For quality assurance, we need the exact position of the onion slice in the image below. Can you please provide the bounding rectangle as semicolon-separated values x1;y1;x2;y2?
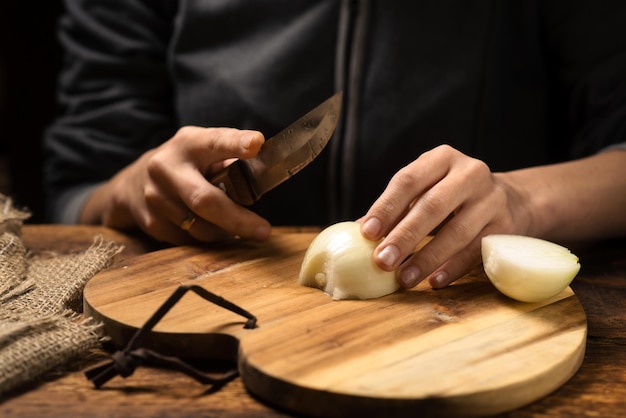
481;234;581;303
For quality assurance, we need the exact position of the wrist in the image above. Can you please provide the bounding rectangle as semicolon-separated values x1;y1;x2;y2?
493;169;550;239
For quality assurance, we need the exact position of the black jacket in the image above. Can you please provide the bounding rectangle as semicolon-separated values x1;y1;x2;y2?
43;0;626;226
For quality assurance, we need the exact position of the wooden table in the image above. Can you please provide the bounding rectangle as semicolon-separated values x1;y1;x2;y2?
1;224;625;417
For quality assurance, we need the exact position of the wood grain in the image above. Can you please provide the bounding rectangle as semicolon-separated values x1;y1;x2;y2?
84;233;587;418
3;226;626;418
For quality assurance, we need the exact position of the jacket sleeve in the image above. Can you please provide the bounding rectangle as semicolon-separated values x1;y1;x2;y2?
542;0;626;158
43;0;178;223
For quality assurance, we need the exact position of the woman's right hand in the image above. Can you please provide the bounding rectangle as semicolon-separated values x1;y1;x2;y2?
80;126;273;245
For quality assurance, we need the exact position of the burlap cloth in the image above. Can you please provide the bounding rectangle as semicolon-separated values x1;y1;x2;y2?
0;194;123;396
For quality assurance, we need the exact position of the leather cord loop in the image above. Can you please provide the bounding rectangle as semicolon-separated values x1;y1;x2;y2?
85;284;257;389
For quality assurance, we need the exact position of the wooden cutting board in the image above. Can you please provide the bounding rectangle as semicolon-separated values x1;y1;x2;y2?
83;233;587;418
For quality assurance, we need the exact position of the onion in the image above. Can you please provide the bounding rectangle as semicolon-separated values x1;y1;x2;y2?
298;221;399;300
481;234;581;303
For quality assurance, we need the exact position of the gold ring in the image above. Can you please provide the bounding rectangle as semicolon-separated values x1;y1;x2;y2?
180;212;196;231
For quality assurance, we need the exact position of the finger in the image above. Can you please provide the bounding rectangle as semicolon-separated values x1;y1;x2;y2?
102;170;190;244
395;190;497;288
173;126;265;172
372;149;495;276
427;237;484;289
134;200;198;246
371;172;472;273
146;128;271;241
185;182;272;242
147;127;264;184
361;145;460;242
144;188;233;243
146;169;271;242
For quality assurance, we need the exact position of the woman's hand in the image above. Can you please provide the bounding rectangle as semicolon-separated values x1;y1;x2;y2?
359;145;533;290
80;126;272;245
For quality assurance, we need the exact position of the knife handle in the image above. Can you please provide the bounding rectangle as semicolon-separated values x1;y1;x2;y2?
209;161;256;206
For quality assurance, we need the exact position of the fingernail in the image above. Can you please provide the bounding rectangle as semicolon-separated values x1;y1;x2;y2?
377;244;400;268
361;217;382;239
243;134;256;150
400;265;421;288
254;224;271;240
430;271;449;288
243;132;262;150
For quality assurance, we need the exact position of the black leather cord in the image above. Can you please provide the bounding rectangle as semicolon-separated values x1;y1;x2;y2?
85;284;257;389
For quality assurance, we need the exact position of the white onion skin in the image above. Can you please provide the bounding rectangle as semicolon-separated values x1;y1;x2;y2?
481;234;581;303
298;221;399;300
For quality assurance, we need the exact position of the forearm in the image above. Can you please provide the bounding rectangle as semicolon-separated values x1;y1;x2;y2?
498;149;626;243
80;183;113;226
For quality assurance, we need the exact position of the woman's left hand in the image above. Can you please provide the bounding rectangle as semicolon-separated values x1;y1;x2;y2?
359;144;532;289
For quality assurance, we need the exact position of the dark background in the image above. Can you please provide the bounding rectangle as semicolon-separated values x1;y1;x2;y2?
0;1;64;222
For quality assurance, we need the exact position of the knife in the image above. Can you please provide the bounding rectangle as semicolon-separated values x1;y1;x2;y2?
209;91;342;205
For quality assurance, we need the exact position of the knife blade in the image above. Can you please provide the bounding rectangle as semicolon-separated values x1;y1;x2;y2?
209;91;342;205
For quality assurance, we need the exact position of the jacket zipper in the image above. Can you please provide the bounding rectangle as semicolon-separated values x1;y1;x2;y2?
329;0;371;221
